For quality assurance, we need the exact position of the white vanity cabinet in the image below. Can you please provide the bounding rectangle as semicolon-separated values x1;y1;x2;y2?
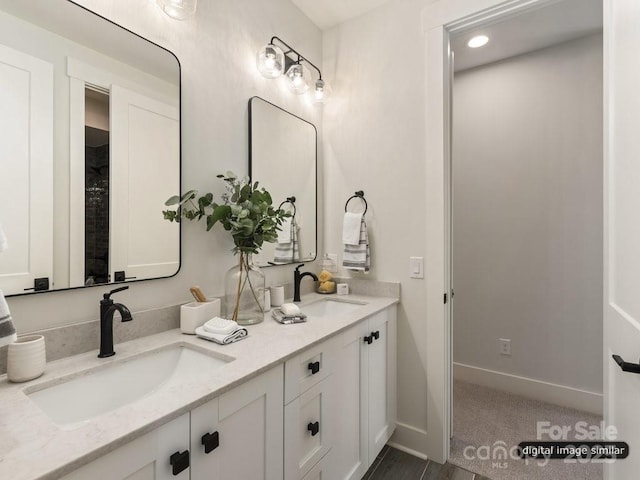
284;339;337;480
190;365;284;479
62;366;283;480
328;306;397;480
61;413;191;480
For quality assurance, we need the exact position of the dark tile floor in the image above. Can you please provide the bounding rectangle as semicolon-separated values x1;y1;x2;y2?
363;445;491;480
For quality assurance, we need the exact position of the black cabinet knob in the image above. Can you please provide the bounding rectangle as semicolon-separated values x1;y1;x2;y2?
169;450;190;476
613;354;640;374
307;421;320;436
201;431;220;454
364;335;373;345
308;361;320;375
372;331;380;340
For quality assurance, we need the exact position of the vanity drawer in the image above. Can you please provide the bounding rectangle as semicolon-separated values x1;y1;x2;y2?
301;450;331;480
284;378;334;480
284;337;336;404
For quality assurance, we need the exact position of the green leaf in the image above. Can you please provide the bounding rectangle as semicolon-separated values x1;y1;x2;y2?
165;195;181;206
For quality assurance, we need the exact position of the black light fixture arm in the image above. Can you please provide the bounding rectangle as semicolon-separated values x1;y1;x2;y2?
270;36;323;80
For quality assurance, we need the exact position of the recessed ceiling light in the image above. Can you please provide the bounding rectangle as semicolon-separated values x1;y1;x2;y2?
467;35;489;48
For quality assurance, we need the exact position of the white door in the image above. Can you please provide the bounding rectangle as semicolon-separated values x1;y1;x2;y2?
110;85;179;282
604;0;640;477
0;44;53;295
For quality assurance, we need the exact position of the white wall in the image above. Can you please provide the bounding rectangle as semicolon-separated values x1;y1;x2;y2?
323;0;432;456
452;35;603;395
6;0;323;331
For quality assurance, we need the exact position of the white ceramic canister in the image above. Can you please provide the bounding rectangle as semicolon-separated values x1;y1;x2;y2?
7;335;46;382
270;285;285;307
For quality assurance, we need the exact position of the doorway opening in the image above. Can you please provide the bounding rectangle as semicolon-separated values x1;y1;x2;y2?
448;1;603;478
84;86;110;286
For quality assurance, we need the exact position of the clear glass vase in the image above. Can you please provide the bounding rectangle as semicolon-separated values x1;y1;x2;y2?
224;252;265;325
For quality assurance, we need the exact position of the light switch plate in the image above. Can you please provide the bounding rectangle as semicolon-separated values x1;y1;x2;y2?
409;257;424;278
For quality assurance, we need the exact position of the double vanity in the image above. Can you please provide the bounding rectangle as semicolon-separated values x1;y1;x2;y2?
0;293;397;480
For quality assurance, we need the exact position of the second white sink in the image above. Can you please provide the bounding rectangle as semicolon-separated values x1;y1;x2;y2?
301;299;367;317
26;344;232;429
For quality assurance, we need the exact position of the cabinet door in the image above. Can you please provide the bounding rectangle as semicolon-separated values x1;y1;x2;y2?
366;309;397;460
190;397;220;479
216;365;284;480
62;413;190;480
326;322;369;480
284;378;333;480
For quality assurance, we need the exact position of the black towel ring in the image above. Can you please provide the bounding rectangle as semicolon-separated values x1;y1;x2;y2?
344;190;368;214
278;196;296;217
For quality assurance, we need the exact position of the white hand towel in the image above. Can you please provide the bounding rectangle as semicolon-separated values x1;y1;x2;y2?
274;218;299;264
0;289;17;348
342;213;363;245
195;326;248;345
342;217;370;273
277;217;293;244
0;223;8;252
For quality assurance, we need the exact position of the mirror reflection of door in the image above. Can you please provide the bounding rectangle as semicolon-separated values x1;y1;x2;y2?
84;88;110;286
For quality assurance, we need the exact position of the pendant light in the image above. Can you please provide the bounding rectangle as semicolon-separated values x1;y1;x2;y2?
256;43;285;79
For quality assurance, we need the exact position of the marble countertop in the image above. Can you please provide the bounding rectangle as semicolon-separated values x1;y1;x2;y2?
0;293;398;480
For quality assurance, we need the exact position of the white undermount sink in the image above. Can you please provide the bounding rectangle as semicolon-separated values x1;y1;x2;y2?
25;344;232;429
301;298;367;317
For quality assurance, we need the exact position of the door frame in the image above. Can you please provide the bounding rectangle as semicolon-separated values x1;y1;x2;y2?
423;0;576;464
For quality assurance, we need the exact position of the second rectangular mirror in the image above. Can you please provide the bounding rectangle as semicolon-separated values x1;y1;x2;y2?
248;97;317;267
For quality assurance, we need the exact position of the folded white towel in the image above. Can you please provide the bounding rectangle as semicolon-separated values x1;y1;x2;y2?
342;217;370;273
203;317;239;335
195;325;248;345
0;289;17;348
342;213;363;245
280;303;301;316
0;223;8;252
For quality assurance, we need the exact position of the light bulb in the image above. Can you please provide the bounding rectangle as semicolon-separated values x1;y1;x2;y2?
314;79;326;103
257;43;285;79
286;63;310;94
156;0;197;20
467;35;489;48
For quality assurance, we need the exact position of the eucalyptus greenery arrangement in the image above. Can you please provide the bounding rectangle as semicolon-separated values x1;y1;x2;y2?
163;172;289;322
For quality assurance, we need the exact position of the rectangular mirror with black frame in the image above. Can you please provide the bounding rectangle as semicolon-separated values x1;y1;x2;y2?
0;0;181;296
248;97;317;267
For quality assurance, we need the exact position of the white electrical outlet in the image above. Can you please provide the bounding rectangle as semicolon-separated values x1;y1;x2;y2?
409;257;424;278
499;338;511;356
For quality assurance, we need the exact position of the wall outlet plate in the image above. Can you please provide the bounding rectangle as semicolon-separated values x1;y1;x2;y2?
499;338;511;356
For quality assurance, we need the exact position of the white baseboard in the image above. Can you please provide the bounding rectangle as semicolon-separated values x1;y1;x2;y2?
388;421;428;459
453;362;603;415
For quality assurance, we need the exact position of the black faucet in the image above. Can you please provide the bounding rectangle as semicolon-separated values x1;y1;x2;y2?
294;264;318;303
98;286;133;358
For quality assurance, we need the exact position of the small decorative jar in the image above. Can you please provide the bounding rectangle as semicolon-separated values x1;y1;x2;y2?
7;335;46;382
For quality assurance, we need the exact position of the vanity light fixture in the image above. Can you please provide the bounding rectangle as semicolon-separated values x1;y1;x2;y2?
467;34;489;48
257;36;328;103
156;0;197;20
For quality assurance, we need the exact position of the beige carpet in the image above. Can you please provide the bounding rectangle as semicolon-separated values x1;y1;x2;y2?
450;380;603;480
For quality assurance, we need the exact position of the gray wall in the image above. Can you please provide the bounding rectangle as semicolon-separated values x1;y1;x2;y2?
452;34;603;394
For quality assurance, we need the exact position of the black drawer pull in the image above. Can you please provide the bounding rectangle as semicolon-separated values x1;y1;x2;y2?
372;330;380;340
170;450;190;475
364;335;373;345
307;421;320;436
308;361;320;375
201;431;220;454
613;354;640;374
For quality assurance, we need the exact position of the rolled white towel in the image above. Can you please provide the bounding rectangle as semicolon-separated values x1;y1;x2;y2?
203;317;239;335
